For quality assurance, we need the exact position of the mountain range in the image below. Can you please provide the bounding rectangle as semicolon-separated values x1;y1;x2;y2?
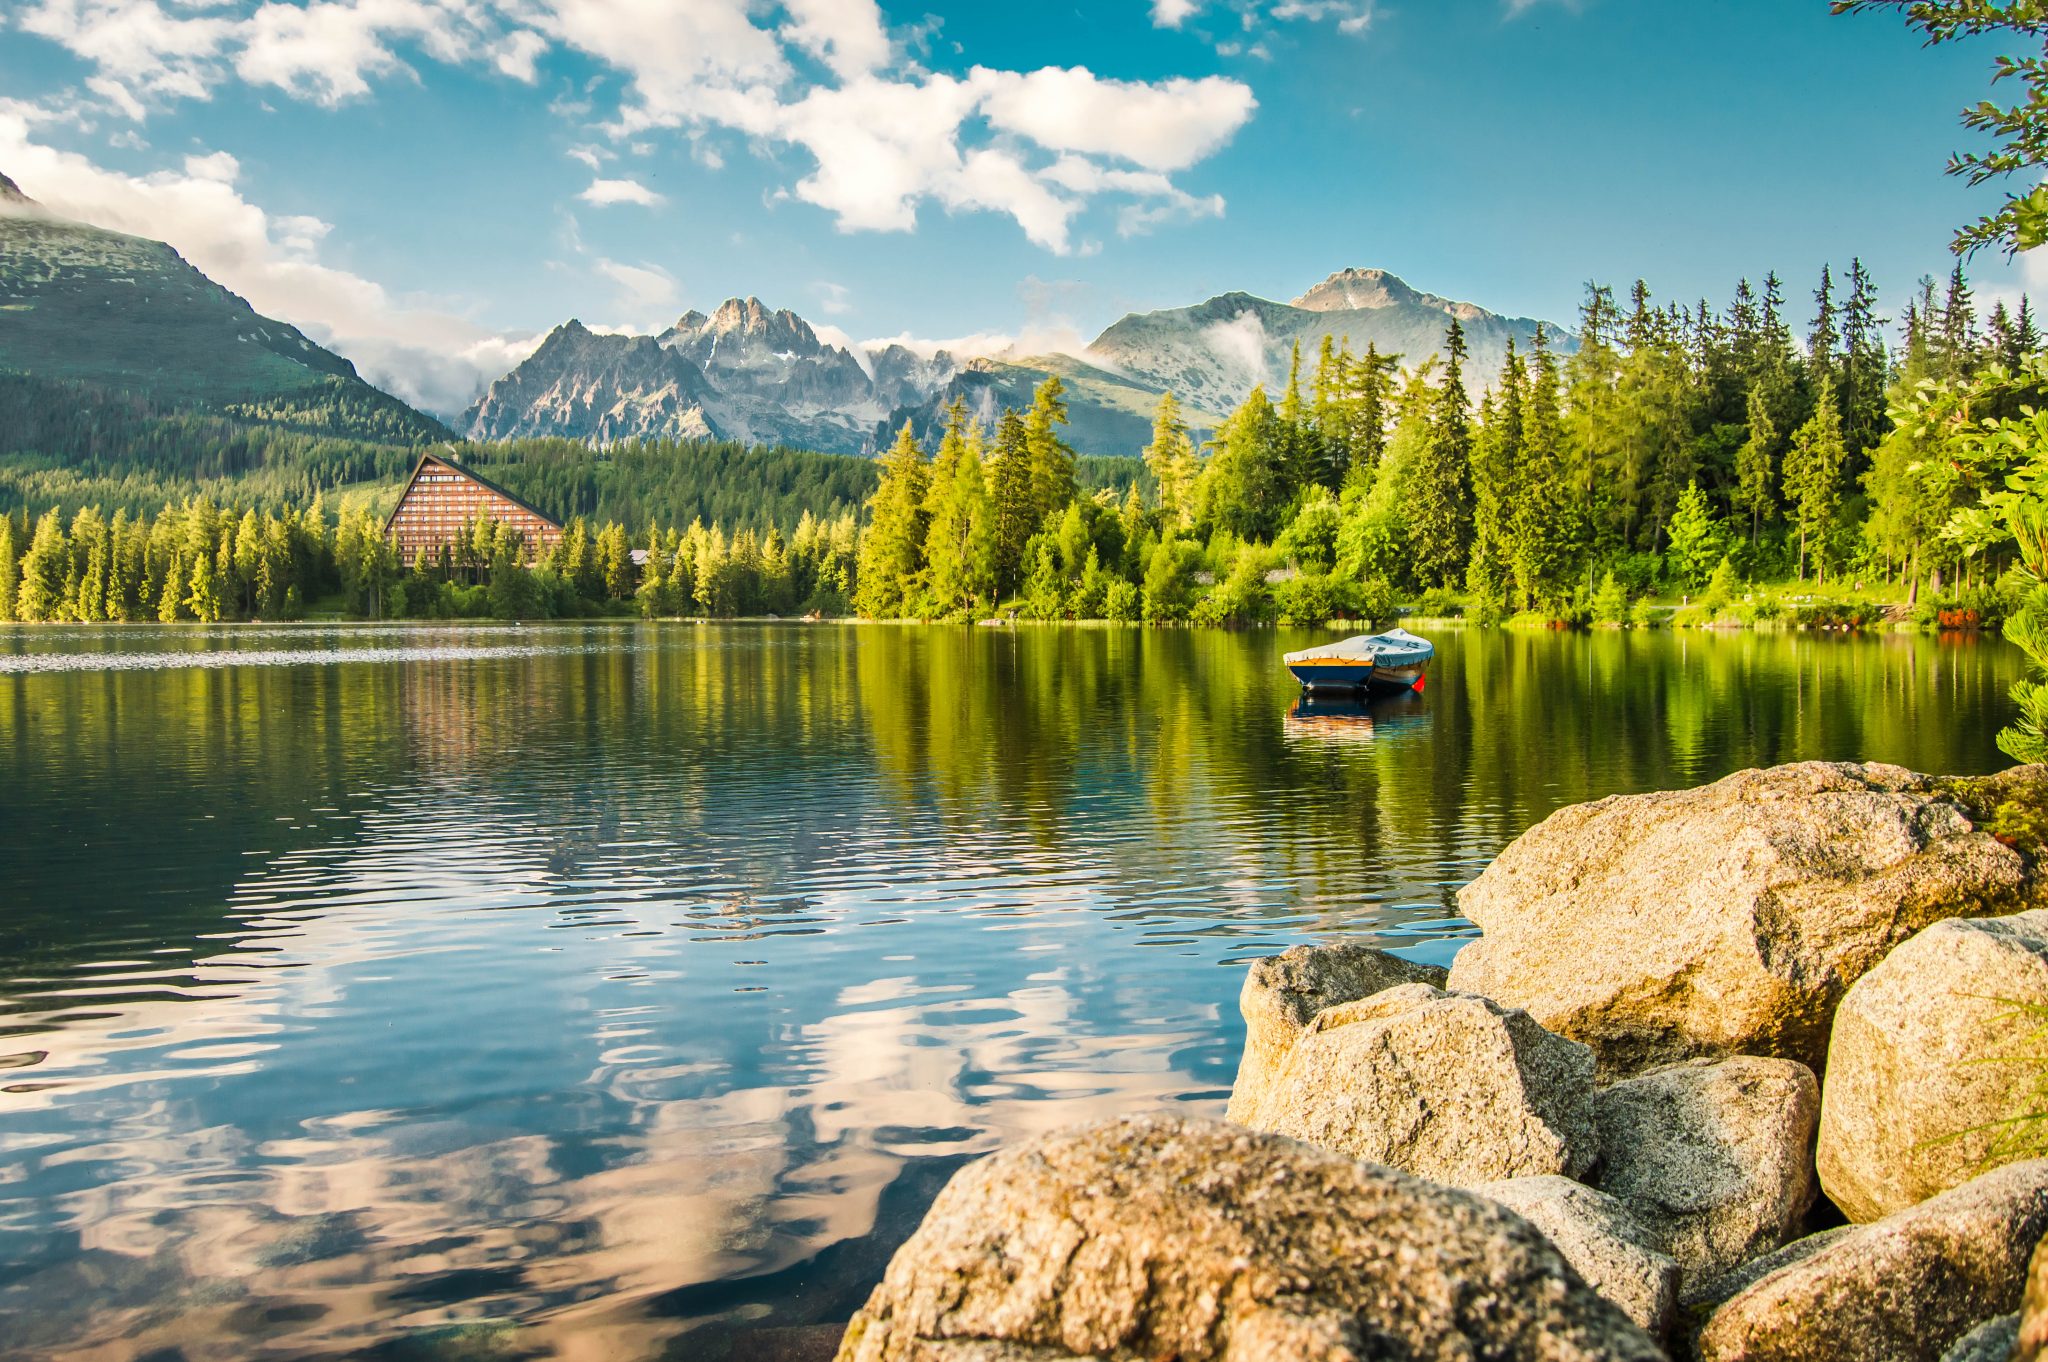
461;268;1570;458
0;171;1572;464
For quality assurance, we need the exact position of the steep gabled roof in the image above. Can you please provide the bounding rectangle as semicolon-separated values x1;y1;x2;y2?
382;447;565;538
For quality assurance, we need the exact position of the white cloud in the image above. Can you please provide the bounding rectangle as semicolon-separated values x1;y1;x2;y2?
1151;0;1200;27
16;1;1258;251
578;176;663;206
20;0;235;106
0;107;529;416
593;256;678;313
1271;0;1377;34
1203;309;1272;387
815;281;852;315
780;0;891;81
976;67;1256;172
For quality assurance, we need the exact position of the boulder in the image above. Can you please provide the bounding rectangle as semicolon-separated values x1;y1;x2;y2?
1591;1056;1820;1282
1681;1225;1858;1313
1942;1315;2019;1362
836;1115;1666;1362
1226;943;1446;1124
2020;1228;2048;1362
1695;1158;2048;1362
1818;909;2048;1221
1476;1175;1681;1338
1238;982;1600;1186
1446;762;2043;1077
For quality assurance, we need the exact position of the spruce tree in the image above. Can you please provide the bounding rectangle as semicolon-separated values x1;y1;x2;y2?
0;512;18;622
1203;386;1288;541
1143;391;1197;529
1735;384;1778;544
1941;263;1977;377
1665;481;1725;588
1409;319;1474;587
1466;342;1524;610
854;422;932;618
990;408;1034;596
1024;376;1076;525
1808;264;1840;388
1841;258;1888;464
1783;373;1848;581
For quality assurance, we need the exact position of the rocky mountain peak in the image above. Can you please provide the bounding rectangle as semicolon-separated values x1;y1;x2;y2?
1291;268;1426;313
666;297;823;359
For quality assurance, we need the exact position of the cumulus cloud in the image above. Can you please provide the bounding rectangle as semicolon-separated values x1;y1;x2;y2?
1152;0;1201;26
0;105;531;416
578;175;663;206
15;0;1258;256
780;0;891;81
976;67;1256;173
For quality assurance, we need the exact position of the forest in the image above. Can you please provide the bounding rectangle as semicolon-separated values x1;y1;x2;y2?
1;256;2043;631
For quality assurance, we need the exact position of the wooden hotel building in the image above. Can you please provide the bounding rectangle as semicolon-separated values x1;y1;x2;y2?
383;451;564;565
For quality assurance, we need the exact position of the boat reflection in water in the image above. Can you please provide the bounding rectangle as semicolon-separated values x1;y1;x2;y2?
1282;690;1432;746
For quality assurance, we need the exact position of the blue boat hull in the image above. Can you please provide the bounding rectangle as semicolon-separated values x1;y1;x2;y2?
1287;661;1426;695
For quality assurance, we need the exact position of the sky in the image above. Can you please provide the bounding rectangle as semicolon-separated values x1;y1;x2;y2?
1;0;2043;417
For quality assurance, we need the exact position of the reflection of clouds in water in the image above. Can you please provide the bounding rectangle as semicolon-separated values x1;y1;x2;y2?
0;792;1217;1362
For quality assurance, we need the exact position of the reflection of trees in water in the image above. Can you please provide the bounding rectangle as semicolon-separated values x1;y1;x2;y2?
0;623;2026;1362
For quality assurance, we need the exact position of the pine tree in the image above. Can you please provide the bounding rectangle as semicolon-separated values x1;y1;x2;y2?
1512;324;1581;610
1783;373;1848;582
1941;263;1977;377
1665;481;1725;588
990;408;1034;597
1024;376;1076;526
0;513;20;622
854;422;932;618
1841;258;1888;464
637;526;668;617
1143;391;1197;529
1808;264;1839;388
1310;334;1350;482
15;510;65;621
1466;342;1524;610
1201;386;1288;541
1735;383;1778;544
1277;339;1319;492
1409;319;1474;587
597;522;633;599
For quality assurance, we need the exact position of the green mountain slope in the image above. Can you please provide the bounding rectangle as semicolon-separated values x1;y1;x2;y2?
0;172;446;445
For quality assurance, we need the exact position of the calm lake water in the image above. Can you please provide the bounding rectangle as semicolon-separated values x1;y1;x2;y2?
0;622;2023;1361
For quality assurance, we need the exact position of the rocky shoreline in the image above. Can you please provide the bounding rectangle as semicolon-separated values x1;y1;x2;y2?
830;761;2048;1361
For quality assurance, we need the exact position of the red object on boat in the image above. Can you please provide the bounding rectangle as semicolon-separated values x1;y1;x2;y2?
1412;673;1426;692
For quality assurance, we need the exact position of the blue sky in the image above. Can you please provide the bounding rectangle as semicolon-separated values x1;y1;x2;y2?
0;0;2039;414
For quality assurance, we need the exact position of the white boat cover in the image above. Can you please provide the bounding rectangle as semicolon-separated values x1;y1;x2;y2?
1283;627;1435;668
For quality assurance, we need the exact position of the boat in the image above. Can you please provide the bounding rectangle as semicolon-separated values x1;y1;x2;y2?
1283;627;1434;695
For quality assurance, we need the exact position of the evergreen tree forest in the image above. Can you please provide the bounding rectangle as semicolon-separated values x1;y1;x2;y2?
839;260;2043;627
5;258;2042;629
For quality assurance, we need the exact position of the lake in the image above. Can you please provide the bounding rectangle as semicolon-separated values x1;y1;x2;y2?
0;622;2022;1361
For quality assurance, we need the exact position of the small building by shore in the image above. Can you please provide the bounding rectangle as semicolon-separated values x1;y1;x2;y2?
383;450;564;565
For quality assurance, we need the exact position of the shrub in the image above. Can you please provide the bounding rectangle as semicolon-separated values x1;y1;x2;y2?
1355;577;1398;624
1103;576;1140;622
1414;586;1465;618
1591;571;1631;626
1275;571;1357;626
